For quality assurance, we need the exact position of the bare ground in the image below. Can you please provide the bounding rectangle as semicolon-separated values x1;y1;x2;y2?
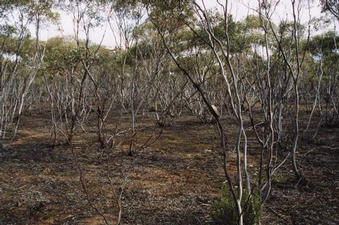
0;109;338;225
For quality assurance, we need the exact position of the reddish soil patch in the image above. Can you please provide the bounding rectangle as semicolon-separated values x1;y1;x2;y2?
0;110;338;224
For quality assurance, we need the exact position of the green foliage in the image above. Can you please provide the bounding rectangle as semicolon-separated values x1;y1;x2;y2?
0;0;59;23
211;185;262;225
308;31;339;55
306;31;339;84
0;24;16;36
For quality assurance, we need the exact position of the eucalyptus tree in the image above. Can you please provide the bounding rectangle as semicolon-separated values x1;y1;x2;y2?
321;0;339;20
0;0;58;144
120;1;252;224
43;0;115;147
245;1;298;203
43;36;92;146
107;2;165;158
264;0;312;180
123;22;188;126
146;0;323;224
114;1;261;224
305;31;339;134
189;4;255;224
110;1;161;132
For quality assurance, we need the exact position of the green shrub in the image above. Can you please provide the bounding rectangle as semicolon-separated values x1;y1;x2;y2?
211;185;262;225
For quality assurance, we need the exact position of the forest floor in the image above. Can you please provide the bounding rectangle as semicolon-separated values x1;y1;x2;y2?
0;108;338;225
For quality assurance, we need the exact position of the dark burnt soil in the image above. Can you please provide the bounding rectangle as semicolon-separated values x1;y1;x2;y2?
263;125;339;225
0;109;338;225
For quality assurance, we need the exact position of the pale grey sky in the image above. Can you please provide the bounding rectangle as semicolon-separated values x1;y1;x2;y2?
36;0;334;48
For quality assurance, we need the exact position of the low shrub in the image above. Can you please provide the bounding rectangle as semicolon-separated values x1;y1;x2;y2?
211;185;262;225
